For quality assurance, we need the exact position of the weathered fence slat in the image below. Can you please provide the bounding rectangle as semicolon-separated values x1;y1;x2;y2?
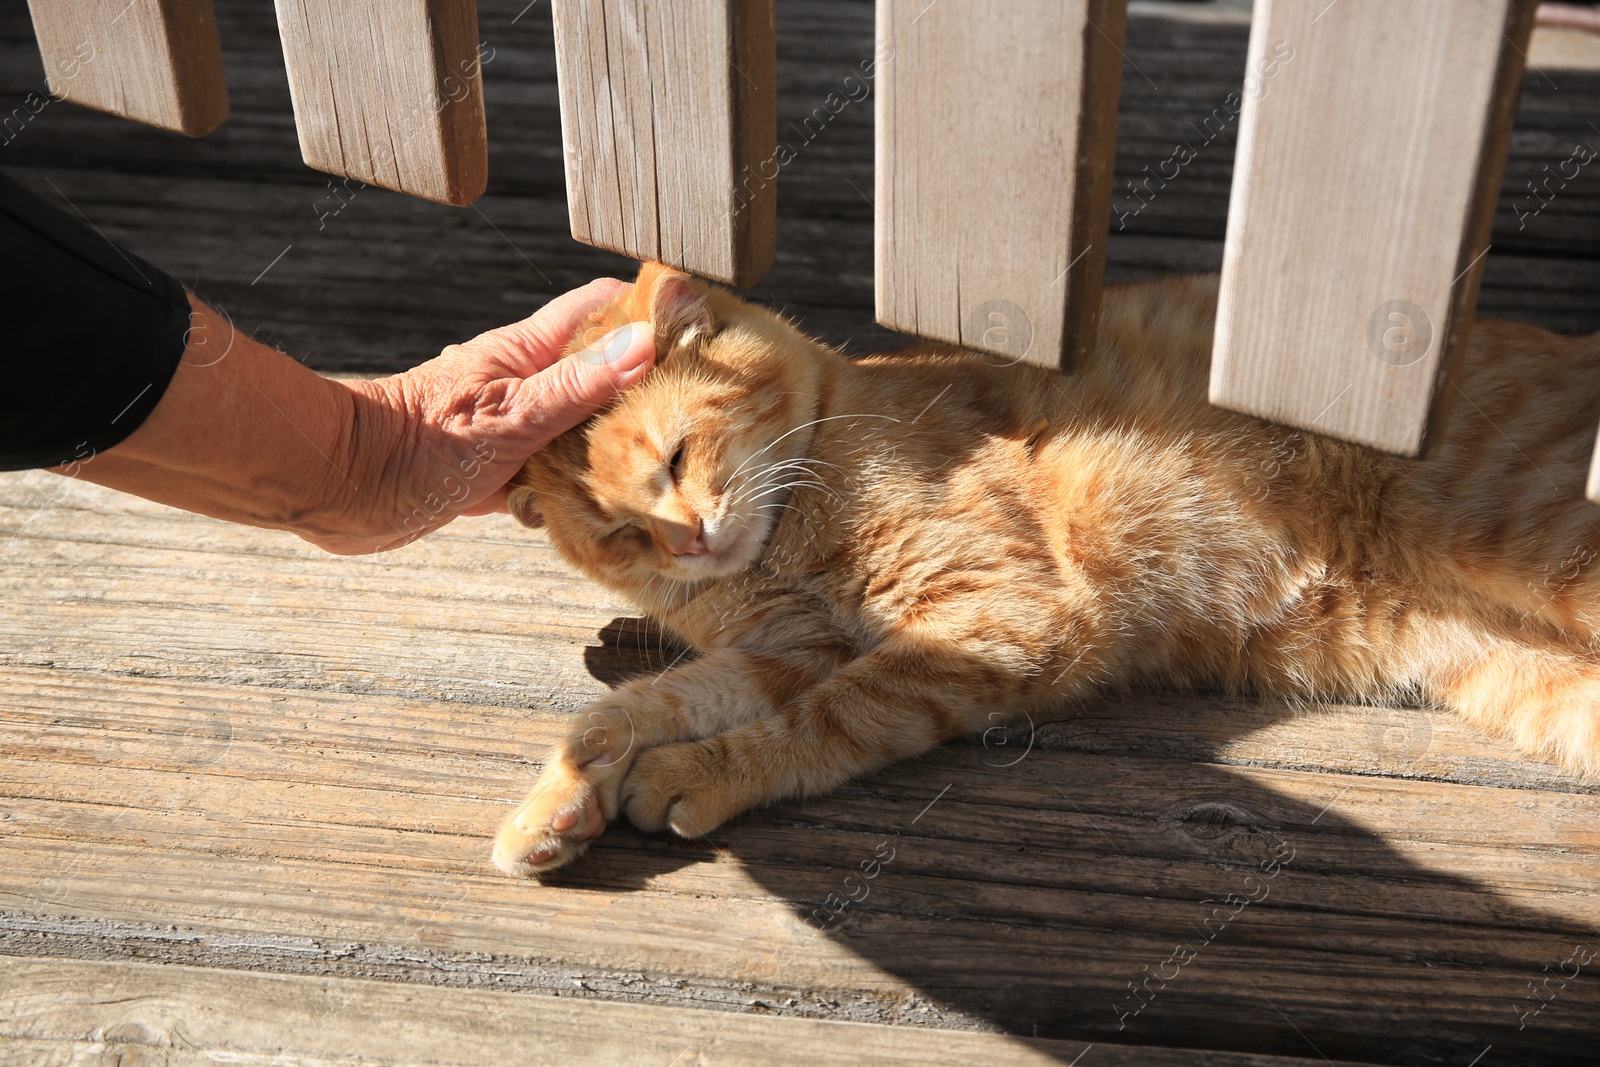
24;0;229;137
272;0;487;207
874;0;1124;371
550;0;776;287
1209;0;1538;457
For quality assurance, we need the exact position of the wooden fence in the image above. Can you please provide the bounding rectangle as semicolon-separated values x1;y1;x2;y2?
28;0;1595;495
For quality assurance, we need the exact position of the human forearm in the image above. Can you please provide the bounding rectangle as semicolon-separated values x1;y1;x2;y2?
59;294;361;541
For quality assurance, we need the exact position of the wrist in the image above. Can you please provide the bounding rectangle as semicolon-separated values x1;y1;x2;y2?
315;374;417;548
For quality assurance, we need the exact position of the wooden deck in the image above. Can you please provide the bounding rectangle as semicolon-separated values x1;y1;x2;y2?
5;469;1598;1066
3;2;1600;1064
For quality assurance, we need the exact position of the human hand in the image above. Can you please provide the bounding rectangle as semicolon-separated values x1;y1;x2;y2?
323;278;655;553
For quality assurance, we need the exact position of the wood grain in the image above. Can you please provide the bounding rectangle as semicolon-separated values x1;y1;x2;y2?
875;0;1124;370
23;0;227;137
550;0;776;287
0;958;1385;1067
272;0;487;206
3;469;1600;1061
3;664;1598;1058
1210;0;1540;457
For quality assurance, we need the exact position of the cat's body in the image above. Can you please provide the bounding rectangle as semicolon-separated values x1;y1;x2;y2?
492;265;1600;877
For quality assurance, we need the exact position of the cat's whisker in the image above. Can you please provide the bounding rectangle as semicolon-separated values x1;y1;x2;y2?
734;457;846;500
723;455;847;512
735;475;838;509
732;467;835;505
723;413;899;484
726;472;790;510
739;483;832;508
751;456;841;476
750;477;831;497
780;455;844;472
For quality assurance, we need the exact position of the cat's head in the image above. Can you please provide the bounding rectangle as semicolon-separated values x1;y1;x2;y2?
510;262;830;592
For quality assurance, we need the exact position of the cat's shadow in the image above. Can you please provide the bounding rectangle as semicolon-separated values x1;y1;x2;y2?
564;616;1599;1065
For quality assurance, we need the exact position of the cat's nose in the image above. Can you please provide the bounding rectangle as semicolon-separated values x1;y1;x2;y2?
666;518;710;556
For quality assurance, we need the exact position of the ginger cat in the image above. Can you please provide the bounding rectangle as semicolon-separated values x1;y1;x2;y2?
492;262;1600;877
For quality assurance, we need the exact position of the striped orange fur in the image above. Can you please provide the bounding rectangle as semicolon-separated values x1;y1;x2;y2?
492;262;1600;877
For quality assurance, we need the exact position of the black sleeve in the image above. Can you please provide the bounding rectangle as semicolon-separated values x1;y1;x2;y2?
0;170;191;471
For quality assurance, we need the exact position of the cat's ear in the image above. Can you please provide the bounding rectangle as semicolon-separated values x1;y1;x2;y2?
633;261;716;343
560;264;714;360
507;485;544;529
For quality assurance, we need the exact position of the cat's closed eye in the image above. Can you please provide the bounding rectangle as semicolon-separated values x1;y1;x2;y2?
603;517;644;542
668;441;689;482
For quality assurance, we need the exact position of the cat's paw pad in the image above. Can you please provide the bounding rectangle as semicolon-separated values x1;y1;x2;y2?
491;767;607;878
620;743;741;839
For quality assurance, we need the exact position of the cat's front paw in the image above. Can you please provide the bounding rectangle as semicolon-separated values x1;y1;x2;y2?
620;742;744;838
491;763;607;877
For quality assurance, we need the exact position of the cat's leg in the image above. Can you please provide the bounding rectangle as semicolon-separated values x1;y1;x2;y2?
1426;622;1600;778
619;636;1086;838
1244;592;1600;778
492;644;848;876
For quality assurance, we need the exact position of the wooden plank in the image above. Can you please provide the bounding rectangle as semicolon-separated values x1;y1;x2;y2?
550;0;776;287
1210;0;1539;457
23;0;227;136
272;0;487;206
875;0;1124;370
0;468;628;708
1;665;1597;1059
1041;690;1599;795
3;668;1597;912
0;958;1375;1067
1530;23;1600;70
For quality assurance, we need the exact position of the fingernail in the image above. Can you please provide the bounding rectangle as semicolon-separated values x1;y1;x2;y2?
578;320;652;369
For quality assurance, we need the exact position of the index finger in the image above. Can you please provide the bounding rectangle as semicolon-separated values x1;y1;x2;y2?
486;277;635;376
